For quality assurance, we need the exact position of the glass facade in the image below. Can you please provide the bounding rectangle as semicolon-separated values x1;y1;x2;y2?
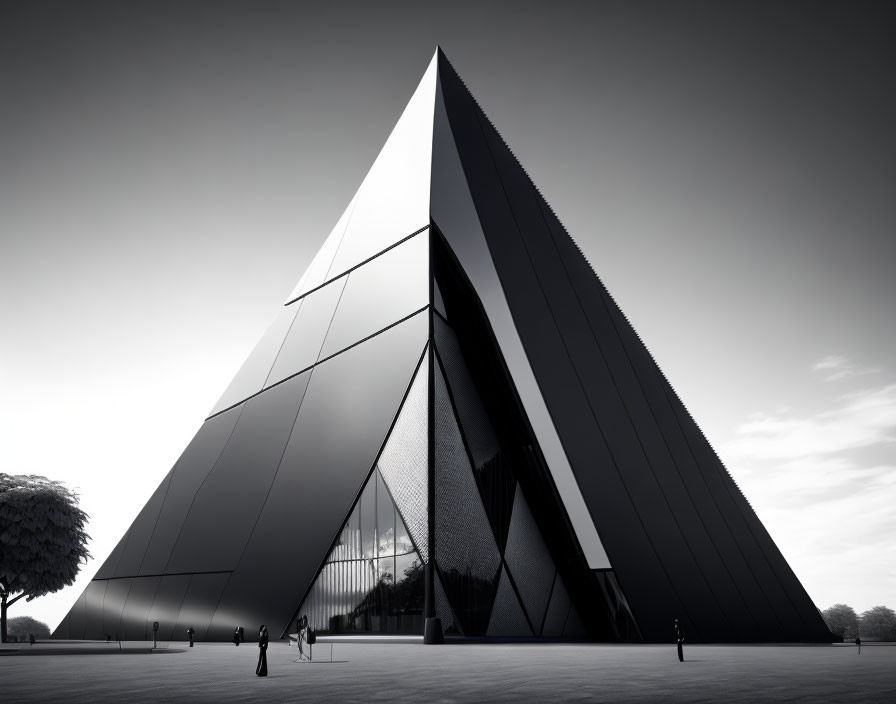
300;467;424;634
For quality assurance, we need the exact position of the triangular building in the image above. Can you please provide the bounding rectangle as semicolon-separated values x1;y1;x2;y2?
54;49;831;643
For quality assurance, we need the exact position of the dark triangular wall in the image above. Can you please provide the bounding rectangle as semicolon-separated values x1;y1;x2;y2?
431;49;830;642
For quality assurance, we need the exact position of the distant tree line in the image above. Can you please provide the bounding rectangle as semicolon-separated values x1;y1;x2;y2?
822;604;896;641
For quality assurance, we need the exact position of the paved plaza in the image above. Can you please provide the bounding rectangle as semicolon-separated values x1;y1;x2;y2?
2;641;894;703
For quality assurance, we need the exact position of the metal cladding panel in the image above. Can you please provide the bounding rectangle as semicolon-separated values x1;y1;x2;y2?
82;580;108;640
113;475;172;577
286;189;360;303
319;231;429;359
435;51;829;642
93;528;130;580
473;104;733;642
324;56;436;282
433;316;499;469
139;407;242;575
166;373;311;574
266;277;347;387
60;589;87;640
102;578;131;639
173;573;231;642
146;574;193;641
209;303;300;416
541;207;775;641
210;312;428;639
436;54;695;640
536;163;829;641
542;575;571;638
504;485;556;632
486;566;532;637
119;576;161;640
378;350;429;558
430;75;610;573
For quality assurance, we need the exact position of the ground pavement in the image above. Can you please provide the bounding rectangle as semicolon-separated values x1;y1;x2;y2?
2;640;894;703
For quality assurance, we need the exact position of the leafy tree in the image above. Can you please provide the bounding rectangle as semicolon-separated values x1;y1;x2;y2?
7;615;51;640
821;603;858;640
0;474;91;643
859;606;896;641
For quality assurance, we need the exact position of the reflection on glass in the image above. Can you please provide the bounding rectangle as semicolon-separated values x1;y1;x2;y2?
299;468;424;634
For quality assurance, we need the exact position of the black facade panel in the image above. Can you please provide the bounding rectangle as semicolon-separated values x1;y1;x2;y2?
166;373;311;574
542;575;571;638
173;572;231;642
487;566;532;637
436;58;688;641
93;528;130;580
146;574;193;641
101;578;131;640
477;111;736;641
119;576;161;640
139;408;242;575
83;580;108;640
542;209;775;641
113;476;172;577
504;485;555;632
65;590;88;640
212;313;429;639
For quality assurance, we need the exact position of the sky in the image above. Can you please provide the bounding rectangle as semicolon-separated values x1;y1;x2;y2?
1;0;894;631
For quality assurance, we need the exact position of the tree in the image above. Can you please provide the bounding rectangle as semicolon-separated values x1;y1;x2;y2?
0;474;91;643
859;606;896;641
821;603;858;641
7;615;51;640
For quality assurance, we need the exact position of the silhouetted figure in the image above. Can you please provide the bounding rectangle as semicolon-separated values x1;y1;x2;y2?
234;627;241;646
856;636;861;654
674;618;684;662
296;615;310;662
256;625;269;677
29;634;35;645
152;621;159;649
187;627;195;647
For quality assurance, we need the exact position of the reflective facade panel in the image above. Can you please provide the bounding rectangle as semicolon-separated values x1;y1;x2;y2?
101;578;131;639
286;189;360;303
113;476;172;577
119;576;161;640
319;231;428;359
173;572;231;641
435;362;501;635
266;276;347;387
209;303;300;415
167;372;311;574
146;574;192;641
324;56;436;280
83;580;108;640
139;406;242;576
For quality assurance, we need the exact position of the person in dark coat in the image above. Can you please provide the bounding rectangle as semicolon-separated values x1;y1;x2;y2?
856;635;862;654
256;625;269;677
186;627;195;648
233;627;241;646
674;618;684;662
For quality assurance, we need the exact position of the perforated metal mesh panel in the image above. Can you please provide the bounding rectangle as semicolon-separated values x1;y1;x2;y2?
378;351;429;557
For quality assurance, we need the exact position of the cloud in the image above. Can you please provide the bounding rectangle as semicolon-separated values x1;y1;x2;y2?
720;365;896;612
811;355;881;382
725;384;896;460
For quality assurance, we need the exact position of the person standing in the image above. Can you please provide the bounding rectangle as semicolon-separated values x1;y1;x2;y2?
256;625;269;677
855;635;862;654
186;627;195;648
233;627;241;647
674;618;684;662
